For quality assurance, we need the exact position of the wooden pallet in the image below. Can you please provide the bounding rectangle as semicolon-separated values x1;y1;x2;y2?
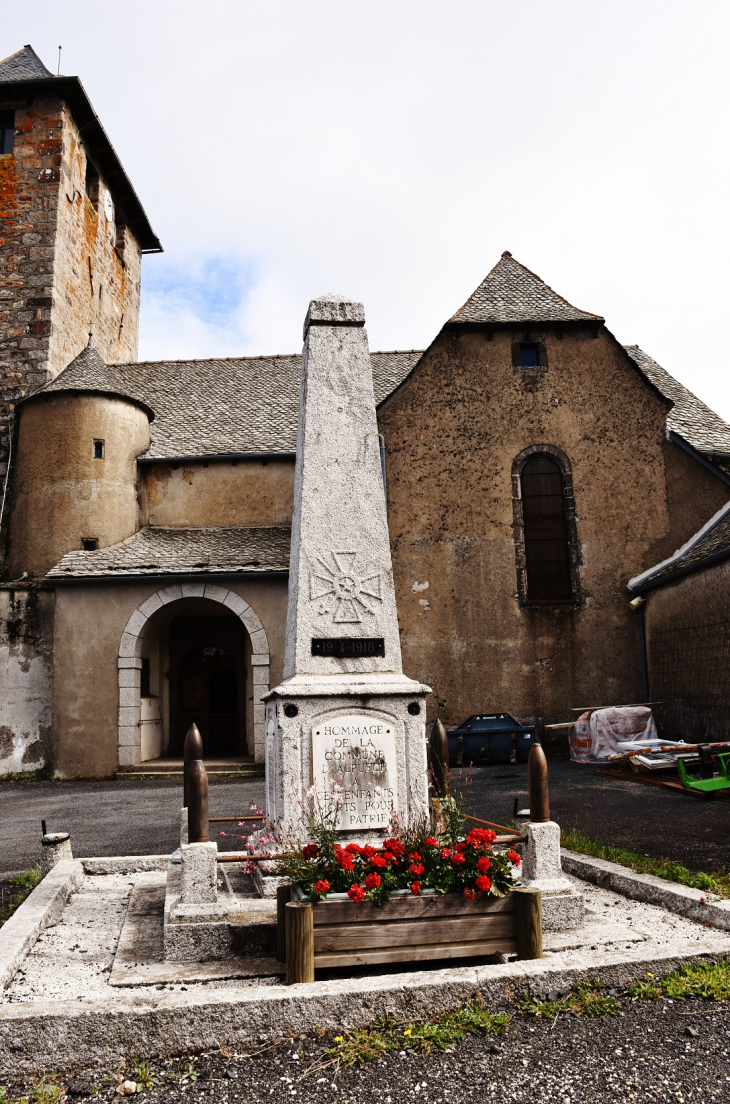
597;768;730;801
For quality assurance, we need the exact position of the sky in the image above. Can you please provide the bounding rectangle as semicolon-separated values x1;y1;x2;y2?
5;1;730;417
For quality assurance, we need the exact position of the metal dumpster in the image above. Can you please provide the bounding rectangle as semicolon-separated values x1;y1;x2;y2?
448;713;537;766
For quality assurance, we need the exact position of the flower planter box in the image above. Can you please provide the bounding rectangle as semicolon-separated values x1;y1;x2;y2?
280;885;541;983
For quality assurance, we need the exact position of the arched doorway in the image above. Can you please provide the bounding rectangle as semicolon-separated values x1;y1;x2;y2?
117;583;271;768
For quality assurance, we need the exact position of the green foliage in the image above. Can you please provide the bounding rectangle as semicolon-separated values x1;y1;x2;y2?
662;960;730;1001
132;1061;156;1089
625;978;662;1000
1;867;41;927
19;1076;61;1104
325;1003;511;1068
180;1064;198;1083
519;980;621;1019
561;828;730;899
0;1086;9;1104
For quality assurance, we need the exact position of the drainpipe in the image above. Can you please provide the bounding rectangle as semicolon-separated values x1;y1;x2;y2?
378;434;387;500
630;595;649;702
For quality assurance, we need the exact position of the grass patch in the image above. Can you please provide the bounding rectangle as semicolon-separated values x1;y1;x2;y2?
561;827;730;899
519;979;621;1019
0;868;40;927
325;1003;511;1068
628;960;730;1002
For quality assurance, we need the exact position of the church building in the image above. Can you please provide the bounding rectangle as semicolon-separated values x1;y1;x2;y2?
2;46;729;778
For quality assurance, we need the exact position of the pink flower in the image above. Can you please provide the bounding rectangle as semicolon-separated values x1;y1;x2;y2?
218;831;226;837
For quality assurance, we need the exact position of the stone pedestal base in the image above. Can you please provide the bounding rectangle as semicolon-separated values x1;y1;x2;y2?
264;674;430;841
180;842;217;904
179;807;188;847
521;821;585;931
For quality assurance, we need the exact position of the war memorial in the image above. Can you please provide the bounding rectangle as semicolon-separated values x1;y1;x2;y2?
0;296;729;1071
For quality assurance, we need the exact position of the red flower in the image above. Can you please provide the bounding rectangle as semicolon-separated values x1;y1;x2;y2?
410;881;422;895
424;837;438;847
451;851;466;866
313;879;330;894
383;839;405;857
347;884;366;902
363;845;376;858
467;827;497;846
475;875;492;892
345;843;362;855
463;887;476;900
335;849;355;871
453;843;467;853
440;848;451;859
408;863;425;876
507;850;521;866
408;853;422;863
302;844;319;860
370;854;387;869
364;872;381;889
476;856;491;874
383;851;396;863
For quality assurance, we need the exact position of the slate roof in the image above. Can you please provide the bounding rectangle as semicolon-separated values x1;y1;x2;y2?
47;525;291;579
0;45;54;82
624;346;730;456
628;502;730;593
38;348;423;459
449;252;604;325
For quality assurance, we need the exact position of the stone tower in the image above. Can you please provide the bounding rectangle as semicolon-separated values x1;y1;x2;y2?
0;45;161;492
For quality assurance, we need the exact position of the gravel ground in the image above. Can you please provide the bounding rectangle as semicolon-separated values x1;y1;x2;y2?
1;995;728;1102
2;756;729;876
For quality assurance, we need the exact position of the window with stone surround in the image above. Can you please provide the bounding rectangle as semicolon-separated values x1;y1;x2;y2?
93;439;105;459
512;445;581;605
81;537;99;551
0;112;14;155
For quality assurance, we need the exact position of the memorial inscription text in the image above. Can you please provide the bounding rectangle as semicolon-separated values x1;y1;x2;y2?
311;713;398;831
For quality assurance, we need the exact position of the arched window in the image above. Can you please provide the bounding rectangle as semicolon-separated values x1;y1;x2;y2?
512;447;579;604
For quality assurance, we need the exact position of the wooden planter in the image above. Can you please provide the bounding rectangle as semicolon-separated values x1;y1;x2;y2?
279;885;541;984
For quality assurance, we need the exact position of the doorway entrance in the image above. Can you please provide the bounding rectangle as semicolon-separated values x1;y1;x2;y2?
168;612;248;758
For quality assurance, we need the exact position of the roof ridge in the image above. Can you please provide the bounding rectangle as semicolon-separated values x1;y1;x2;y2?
109;350;424;369
0;44;54;82
628;498;730;592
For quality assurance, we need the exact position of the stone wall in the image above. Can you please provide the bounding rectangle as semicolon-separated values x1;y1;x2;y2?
0;585;54;776
0;88;141;509
140;458;295;528
644;559;730;742
377;323;730;733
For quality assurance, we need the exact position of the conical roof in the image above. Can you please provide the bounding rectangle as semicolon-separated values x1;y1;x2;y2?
0;45;54;83
450;252;603;325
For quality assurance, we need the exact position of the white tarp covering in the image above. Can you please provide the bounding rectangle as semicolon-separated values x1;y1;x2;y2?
569;706;659;762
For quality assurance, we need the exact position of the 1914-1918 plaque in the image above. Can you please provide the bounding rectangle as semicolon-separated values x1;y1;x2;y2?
311;714;398;830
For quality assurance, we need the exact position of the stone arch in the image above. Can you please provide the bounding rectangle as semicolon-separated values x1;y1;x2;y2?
511;444;581;606
117;582;270;767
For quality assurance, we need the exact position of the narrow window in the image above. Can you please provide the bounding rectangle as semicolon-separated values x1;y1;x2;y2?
81;537;99;551
85;157;99;207
520;456;572;600
0;112;14;155
140;658;151;698
93;439;104;459
518;343;541;368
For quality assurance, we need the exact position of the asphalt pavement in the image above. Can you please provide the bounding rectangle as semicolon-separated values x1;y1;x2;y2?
1;754;728;875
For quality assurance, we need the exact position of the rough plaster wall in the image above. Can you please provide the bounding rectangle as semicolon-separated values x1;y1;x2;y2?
52;578;287;777
0;93;141;487
645;561;730;741
0;587;54;776
377;325;726;731
141;458;295;528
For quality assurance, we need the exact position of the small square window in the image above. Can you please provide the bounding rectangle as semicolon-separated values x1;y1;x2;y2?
519;343;541;368
81;537;99;552
93;439;105;459
0;112;14;155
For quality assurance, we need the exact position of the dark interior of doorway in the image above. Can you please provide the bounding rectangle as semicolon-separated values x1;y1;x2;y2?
169;614;247;758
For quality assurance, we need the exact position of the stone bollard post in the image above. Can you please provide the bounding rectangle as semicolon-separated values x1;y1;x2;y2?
41;831;72;877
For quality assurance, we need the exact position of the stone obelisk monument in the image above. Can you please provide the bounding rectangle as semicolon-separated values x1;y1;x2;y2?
264;294;430;838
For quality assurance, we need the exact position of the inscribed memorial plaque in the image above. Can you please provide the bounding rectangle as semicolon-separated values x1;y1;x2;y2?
311;714;398;830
